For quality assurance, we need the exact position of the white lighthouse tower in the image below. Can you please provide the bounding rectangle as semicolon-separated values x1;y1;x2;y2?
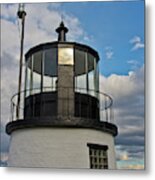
6;8;118;169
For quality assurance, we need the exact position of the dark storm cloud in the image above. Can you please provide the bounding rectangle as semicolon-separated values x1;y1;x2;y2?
116;135;144;146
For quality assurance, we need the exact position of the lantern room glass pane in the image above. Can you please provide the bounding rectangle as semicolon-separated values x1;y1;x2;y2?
43;76;57;92
88;71;94;90
32;52;42;94
88;53;95;96
44;48;57;77
32;72;41;94
75;49;86;76
43;76;52;91
33;51;42;74
95;61;99;93
26;57;32;97
43;48;58;92
75;74;87;93
75;49;87;93
88;53;94;72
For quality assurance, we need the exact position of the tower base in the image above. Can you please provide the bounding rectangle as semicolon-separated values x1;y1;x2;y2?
8;127;116;169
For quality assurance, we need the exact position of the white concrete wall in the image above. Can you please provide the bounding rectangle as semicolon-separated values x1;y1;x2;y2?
8;128;116;169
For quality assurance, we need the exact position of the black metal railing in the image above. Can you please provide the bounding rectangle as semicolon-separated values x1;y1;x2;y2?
10;87;114;123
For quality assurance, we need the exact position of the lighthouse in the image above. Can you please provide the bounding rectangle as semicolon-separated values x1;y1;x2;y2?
6;9;118;169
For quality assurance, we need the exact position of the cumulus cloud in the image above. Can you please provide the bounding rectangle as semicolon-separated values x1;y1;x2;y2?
100;65;144;132
100;65;144;169
116;150;129;161
130;36;144;51
1;3;88;53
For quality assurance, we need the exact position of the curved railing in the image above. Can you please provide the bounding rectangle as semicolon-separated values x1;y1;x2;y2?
10;87;114;123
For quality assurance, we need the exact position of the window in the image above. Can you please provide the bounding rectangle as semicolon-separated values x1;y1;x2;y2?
25;57;32;97
44;48;57;77
75;49;86;76
32;51;42;94
43;48;57;92
87;143;108;169
74;49;87;93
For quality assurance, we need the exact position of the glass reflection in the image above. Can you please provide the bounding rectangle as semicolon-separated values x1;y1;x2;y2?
74;49;98;97
25;48;58;95
43;48;57;92
75;49;86;75
32;52;42;94
58;48;74;65
44;48;57;76
75;49;87;94
25;58;31;97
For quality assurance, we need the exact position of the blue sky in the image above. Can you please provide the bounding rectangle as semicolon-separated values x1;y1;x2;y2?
1;1;144;169
62;1;144;76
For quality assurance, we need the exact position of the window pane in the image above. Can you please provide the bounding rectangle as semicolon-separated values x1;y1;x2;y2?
75;49;87;93
88;53;95;96
88;53;94;72
33;51;42;74
75;49;86;75
32;52;42;94
32;71;41;94
43;76;52;91
95;61;99;92
43;77;57;92
43;48;58;92
58;48;73;65
88;71;94;90
75;74;87;94
26;57;32;97
88;144;108;169
44;48;57;77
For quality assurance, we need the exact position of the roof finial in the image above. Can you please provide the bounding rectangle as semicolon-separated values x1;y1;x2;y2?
55;21;68;42
61;13;64;22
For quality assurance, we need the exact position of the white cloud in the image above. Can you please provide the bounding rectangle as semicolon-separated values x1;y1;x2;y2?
100;65;144;168
130;36;141;44
116;150;129;161
100;65;144;99
130;36;144;51
1;3;88;55
104;46;114;60
1;19;20;59
1;3;18;19
127;59;141;71
127;60;138;65
132;43;144;51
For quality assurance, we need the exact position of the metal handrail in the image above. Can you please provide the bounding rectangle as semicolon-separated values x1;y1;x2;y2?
10;86;114;123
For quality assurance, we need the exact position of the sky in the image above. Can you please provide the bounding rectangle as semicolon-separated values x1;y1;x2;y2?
0;1;145;169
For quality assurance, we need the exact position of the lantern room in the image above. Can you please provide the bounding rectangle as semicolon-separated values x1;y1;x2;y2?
24;41;100;120
6;21;117;137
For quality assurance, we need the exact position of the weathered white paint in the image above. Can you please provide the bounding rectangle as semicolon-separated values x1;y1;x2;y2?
8;128;116;169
